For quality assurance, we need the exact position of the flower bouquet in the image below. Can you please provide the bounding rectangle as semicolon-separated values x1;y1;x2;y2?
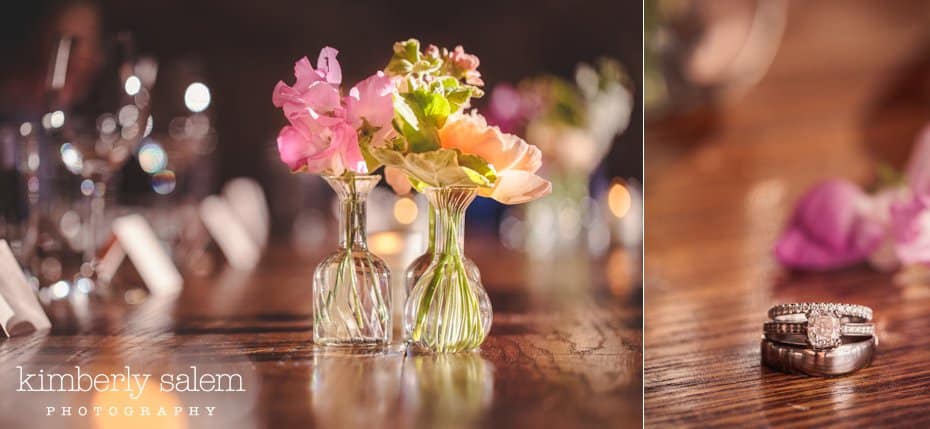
272;47;395;346
274;40;550;352
370;39;551;352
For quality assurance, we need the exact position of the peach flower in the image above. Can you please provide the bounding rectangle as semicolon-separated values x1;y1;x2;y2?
439;111;551;204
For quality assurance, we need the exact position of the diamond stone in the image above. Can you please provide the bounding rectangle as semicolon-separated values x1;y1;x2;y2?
807;310;841;349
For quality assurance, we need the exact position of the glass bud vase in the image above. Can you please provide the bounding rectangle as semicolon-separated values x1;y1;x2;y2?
404;203;479;293
314;174;391;347
405;186;492;353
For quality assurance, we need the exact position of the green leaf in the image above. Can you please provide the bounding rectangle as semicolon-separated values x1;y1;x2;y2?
457;152;497;184
368;147;494;189
393;96;419;131
402;90;451;129
359;142;382;172
446;87;472;112
396;39;421;63
402;120;440;153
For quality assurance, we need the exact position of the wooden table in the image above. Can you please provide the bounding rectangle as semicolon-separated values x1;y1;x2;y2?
0;240;641;429
645;1;930;427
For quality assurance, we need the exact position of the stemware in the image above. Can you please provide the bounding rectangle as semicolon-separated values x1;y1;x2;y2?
42;33;157;296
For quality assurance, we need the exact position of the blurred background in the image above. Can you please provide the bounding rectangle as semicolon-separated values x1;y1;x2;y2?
0;0;642;300
644;2;930;424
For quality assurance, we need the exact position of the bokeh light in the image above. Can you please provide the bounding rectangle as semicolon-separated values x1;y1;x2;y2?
607;181;632;218
124;75;141;95
393;197;418;225
152;170;177;194
138;141;168;173
184;82;211;112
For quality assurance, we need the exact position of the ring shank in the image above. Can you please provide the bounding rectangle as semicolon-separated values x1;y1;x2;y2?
760;336;876;376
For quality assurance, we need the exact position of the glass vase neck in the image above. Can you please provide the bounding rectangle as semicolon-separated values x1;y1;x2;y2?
323;174;381;250
425;186;477;257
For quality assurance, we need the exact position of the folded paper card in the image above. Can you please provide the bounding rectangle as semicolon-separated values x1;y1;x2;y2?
222;178;270;249
0;240;51;337
200;195;261;271
97;215;183;296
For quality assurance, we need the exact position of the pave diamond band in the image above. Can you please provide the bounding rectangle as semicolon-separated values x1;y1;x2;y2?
763;321;874;335
767;303;872;322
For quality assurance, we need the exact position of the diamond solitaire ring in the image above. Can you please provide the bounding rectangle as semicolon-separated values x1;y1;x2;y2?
764;303;874;349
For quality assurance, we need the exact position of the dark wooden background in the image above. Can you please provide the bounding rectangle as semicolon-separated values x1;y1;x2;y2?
645;0;930;427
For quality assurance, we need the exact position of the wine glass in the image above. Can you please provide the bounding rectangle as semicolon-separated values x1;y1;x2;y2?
42;32;157;297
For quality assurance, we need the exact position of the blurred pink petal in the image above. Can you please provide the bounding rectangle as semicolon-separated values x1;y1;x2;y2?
890;195;930;264
906;124;930;204
488;84;524;133
774;180;884;270
385;167;412;195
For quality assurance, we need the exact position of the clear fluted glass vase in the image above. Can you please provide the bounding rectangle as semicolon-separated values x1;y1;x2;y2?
314;174;391;346
405;186;492;353
404;202;479;293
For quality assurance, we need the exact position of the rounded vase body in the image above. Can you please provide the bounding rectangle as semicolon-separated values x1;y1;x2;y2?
314;174;392;346
404;186;492;353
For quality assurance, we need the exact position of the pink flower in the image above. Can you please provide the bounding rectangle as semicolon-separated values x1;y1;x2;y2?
345;71;396;147
444;45;483;86
906;125;930;204
889;194;930;264
449;46;479;72
272;49;345;127
774;180;885;270
272;47;389;175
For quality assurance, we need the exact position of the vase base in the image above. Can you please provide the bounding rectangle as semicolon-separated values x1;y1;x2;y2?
314;338;390;348
406;342;482;354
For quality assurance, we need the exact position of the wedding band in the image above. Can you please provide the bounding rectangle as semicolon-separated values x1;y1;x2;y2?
761;336;876;377
767;303;872;322
763;320;874;348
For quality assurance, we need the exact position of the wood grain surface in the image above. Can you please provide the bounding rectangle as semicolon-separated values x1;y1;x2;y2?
0;238;641;429
645;1;930;427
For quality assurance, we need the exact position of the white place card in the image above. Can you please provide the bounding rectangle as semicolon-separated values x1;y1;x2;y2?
0;240;51;337
222;177;270;249
109;214;183;296
199;195;261;271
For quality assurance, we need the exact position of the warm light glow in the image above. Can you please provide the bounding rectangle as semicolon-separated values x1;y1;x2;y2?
184;82;211;112
19;122;32;136
393;198;418;225
607;181;632;218
124;75;142;96
606;248;633;297
91;377;186;429
369;231;404;256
